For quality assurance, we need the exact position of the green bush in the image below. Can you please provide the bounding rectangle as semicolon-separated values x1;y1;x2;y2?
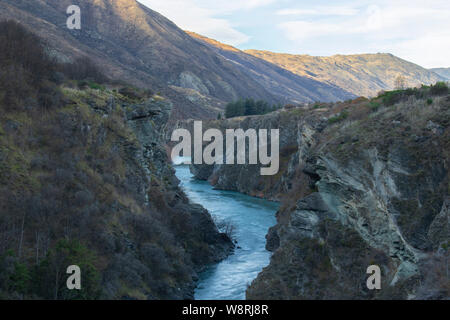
328;111;349;124
33;239;101;300
430;82;448;96
0;250;31;296
380;90;403;106
88;81;105;91
369;101;381;111
225;98;280;118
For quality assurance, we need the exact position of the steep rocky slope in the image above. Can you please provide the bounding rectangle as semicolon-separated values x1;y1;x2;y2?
190;85;449;299
0;21;232;300
0;88;233;300
186;32;355;103
246;50;444;98
0;0;280;120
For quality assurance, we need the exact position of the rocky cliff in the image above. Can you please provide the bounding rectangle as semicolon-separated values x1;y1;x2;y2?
190;85;449;299
0;21;233;299
0;87;233;300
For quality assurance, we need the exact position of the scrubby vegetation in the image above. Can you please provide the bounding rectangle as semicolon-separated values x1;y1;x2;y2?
225;98;282;118
0;20;230;300
0;20;112;112
327;111;349;124
377;82;449;106
246;81;449;300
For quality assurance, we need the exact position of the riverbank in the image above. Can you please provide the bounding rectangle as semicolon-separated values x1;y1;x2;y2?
175;165;279;300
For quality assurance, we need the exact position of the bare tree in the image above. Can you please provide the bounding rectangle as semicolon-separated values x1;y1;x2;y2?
395;75;407;90
212;215;237;240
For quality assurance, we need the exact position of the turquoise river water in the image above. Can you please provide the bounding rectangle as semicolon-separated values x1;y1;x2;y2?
174;165;279;300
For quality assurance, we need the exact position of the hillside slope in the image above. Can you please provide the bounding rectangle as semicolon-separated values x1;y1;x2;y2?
246;50;444;97
0;0;281;119
431;68;450;80
186;32;355;103
0;20;232;300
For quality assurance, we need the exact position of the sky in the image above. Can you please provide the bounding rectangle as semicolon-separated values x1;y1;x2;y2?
138;0;450;68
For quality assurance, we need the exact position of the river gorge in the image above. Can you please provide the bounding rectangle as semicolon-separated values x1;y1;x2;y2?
175;165;279;300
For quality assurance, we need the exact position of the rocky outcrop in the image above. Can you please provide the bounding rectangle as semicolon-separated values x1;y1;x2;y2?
0;87;233;300
101;95;234;299
190;89;449;299
187;111;317;200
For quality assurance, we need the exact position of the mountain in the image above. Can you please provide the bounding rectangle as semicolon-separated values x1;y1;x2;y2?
186;32;355;103
246;50;444;97
0;0;282;120
430;68;450;80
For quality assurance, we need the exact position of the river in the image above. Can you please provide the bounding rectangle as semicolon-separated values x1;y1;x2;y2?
174;165;279;300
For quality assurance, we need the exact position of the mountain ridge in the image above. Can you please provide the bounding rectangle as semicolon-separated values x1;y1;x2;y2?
245;49;444;97
431;68;450;80
0;0;280;120
186;31;355;103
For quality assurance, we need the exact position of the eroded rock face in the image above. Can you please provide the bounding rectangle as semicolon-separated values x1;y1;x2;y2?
428;199;450;250
186;112;319;200
118;97;234;299
0;87;233;300
189;93;449;299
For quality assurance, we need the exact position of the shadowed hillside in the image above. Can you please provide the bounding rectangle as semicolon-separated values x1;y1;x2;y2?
0;0;281;120
0;20;232;300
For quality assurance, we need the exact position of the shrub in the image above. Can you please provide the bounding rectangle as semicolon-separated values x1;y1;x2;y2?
381;90;403;106
118;87;152;101
225;98;280;118
0;251;31;296
87;81;105;91
430;82;448;96
33;239;101;300
212;215;237;240
369;101;381;111
59;57;107;84
0;20;54;82
328;111;349;124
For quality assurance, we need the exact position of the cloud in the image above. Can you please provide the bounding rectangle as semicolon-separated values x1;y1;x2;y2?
276;6;358;17
138;0;274;46
276;1;450;67
390;33;450;68
138;0;450;68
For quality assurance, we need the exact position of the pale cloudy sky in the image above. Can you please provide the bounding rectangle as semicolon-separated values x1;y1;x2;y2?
138;0;450;68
